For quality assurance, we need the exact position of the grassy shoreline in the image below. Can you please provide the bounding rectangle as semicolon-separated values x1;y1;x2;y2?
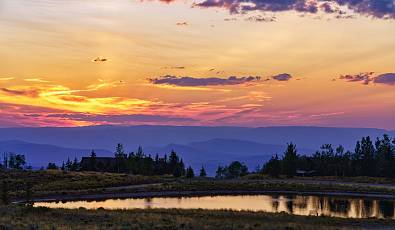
3;171;395;229
3;171;395;203
1;205;395;230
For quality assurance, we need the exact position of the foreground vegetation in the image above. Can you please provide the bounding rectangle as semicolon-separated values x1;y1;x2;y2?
1;205;394;230
2;171;395;229
0;170;173;200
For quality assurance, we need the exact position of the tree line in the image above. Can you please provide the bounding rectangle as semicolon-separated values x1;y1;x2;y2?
263;135;395;178
44;144;204;179
2;135;394;179
1;153;26;170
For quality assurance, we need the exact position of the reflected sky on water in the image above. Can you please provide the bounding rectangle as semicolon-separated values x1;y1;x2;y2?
34;194;395;219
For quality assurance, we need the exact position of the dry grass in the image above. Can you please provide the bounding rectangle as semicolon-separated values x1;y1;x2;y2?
0;205;393;230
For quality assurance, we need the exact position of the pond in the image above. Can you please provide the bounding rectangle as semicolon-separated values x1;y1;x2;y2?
34;194;395;219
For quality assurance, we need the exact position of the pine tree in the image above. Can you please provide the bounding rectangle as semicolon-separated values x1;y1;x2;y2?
264;154;281;177
227;161;248;178
47;163;58;170
3;153;8;169
66;158;72;171
282;143;298;177
90;150;97;171
186;166;194;181
376;135;395;177
115;143;126;173
199;166;207;177
71;157;79;171
360;137;376;176
215;166;225;179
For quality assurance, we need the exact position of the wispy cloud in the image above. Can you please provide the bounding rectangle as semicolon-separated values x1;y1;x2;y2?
24;78;50;83
46;113;197;124
0;87;40;97
0;77;14;81
0;79;149;114
310;112;345;118
161;66;186;70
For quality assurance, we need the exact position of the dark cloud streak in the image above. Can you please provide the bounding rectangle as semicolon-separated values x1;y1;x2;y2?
0;88;39;97
149;75;262;86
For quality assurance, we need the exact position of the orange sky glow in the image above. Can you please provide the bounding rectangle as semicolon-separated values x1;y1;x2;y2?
0;0;394;128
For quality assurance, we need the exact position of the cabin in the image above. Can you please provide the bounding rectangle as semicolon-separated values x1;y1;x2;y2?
296;170;315;177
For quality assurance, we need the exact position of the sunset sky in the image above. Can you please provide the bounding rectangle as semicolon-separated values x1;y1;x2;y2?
0;0;394;129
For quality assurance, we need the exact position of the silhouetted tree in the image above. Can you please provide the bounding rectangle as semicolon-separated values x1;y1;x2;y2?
282;143;298;177
71;157;79;171
89;150;97;171
3;153;8;169
65;158;72;171
115;143;127;173
263;154;281;177
199;166;207;177
6;153;26;170
227;161;248;178
360;137;376;176
261;135;395;179
215;162;248;179
173;164;184;177
215;166;226;179
186;166;194;181
47;163;58;170
376;135;395;178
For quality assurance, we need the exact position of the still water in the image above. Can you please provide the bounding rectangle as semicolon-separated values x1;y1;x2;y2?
34;194;395;219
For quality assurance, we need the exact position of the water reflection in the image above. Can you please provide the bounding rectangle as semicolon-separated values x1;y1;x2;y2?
34;195;395;219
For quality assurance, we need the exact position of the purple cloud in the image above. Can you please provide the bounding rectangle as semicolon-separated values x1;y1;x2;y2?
193;0;395;19
339;72;374;85
272;73;293;81
148;75;261;86
373;73;395;85
335;0;395;19
338;72;395;86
